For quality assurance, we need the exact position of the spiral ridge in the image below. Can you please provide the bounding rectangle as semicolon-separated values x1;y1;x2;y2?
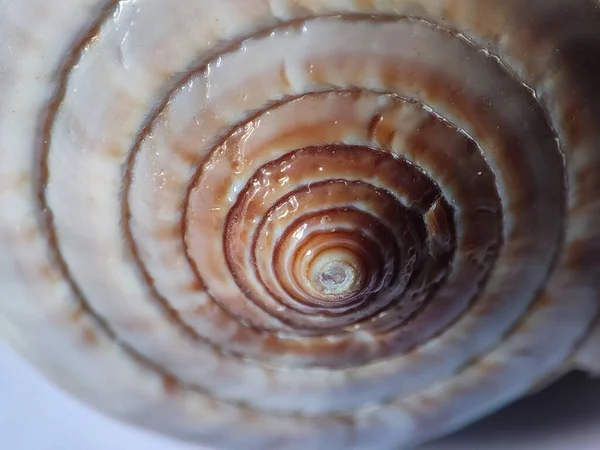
1;1;600;449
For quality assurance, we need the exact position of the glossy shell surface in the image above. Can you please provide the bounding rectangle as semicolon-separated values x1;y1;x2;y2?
1;1;600;449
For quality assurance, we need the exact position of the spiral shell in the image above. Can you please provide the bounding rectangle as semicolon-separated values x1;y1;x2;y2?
1;0;600;449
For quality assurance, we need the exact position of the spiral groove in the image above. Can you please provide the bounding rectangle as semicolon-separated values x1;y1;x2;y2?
2;1;600;449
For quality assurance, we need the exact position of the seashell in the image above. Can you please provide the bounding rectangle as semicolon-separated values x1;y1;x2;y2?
1;0;600;448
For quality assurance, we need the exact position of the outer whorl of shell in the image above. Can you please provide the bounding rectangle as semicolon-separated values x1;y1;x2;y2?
1;0;600;449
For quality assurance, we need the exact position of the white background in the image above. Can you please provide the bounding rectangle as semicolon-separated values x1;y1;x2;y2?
1;341;600;450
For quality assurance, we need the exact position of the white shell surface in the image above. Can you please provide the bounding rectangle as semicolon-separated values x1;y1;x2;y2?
0;1;600;449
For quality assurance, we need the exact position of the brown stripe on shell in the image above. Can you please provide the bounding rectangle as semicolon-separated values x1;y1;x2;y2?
215;145;439;331
252;180;427;317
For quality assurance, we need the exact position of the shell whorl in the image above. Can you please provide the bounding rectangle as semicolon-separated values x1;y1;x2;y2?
1;1;600;449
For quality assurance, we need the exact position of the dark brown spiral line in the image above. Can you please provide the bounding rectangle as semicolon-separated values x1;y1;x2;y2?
219;145;446;333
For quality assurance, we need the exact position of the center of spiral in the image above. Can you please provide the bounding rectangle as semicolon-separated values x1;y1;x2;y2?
310;252;362;299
